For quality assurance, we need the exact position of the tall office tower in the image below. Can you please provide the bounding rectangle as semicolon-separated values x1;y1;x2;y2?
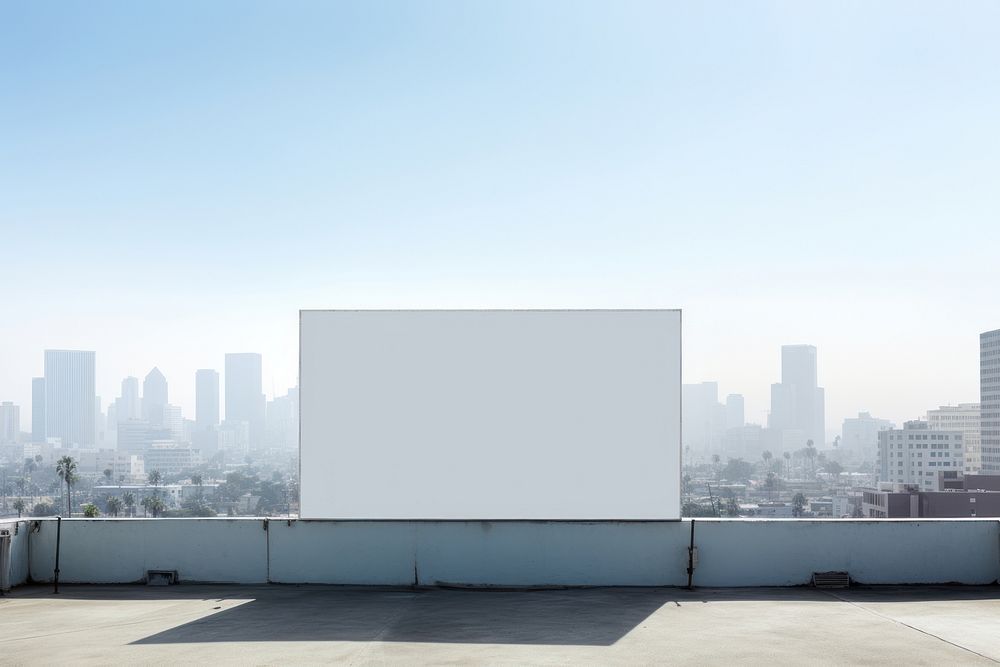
116;419;169;453
266;386;299;449
841;412;894;462
725;394;745;430
95;396;107;446
927;404;981;474
31;377;45;442
0;402;19;443
225;353;265;448
142;368;168;427
44;349;96;447
162;404;184;441
106;403;118;447
768;345;825;447
981;329;1000;473
195;369;220;428
116;376;142;422
682;381;726;455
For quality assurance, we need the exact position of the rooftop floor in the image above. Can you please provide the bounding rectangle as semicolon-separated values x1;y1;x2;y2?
2;584;999;664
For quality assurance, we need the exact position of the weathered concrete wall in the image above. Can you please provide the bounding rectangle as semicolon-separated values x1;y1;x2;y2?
18;518;1000;587
1;521;30;588
268;520;416;585
413;521;690;587
694;519;1000;586
269;520;690;586
28;518;268;584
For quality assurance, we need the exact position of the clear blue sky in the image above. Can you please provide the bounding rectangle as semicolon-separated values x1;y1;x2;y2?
2;1;999;434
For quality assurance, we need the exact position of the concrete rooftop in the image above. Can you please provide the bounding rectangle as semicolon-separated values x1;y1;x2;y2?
2;584;999;665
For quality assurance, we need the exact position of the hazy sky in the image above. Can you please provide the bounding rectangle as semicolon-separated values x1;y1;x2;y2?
2;1;999;438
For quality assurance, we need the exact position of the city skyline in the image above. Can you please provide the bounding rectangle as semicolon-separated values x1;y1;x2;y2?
3;2;998;435
8;350;297;440
0;334;986;444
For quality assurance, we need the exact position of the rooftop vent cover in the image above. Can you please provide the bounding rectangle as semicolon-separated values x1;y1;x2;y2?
147;570;178;586
812;571;850;588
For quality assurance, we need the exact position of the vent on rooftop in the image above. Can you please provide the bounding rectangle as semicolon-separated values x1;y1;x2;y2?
146;570;179;586
812;571;850;588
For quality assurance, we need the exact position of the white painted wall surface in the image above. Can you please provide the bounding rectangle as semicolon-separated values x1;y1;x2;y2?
299;310;682;520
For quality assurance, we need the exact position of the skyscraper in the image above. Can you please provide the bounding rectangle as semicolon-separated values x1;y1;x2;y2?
116;376;142;422
266;386;299;449
768;344;825;447
32;377;45;442
44;349;96;447
162;404;184;441
195;369;220;428
682;381;726;455
725;394;745;430
980;329;1000;474
0;402;19;443
842;412;893;462
143;368;168;427
225;353;265;448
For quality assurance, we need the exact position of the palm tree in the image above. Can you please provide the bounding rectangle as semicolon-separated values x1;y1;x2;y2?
12;498;25;518
191;473;204;499
103;468;113;485
150;496;165;517
805;440;817;479
792;492;807;517
826;460;844;488
148;470;162;491
82;503;100;518
141;495;165;518
762;450;773;473
106;495;124;517
764;472;778;501
23;458;36;503
783;451;791;478
55;456;78;516
122;491;136;518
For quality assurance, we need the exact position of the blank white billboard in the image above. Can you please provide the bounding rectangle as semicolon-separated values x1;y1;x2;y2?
299;310;681;520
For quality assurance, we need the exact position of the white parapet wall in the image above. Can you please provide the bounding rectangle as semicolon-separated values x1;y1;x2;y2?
28;518;269;584
19;518;1000;587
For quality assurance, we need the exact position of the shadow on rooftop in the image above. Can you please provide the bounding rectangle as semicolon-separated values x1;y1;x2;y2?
130;587;673;646
17;583;998;647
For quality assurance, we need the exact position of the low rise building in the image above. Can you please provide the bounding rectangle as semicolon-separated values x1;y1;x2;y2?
927;403;981;474
877;421;963;491
831;494;853;518
861;475;1000;518
143;442;198;476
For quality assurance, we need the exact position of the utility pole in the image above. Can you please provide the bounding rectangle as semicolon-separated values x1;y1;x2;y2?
706;483;720;517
